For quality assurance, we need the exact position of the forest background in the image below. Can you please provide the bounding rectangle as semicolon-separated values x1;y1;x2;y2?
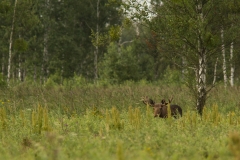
0;0;239;88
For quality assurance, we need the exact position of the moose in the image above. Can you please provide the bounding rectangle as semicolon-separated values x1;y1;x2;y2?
141;96;182;118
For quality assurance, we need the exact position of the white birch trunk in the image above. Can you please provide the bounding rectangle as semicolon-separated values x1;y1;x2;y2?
135;23;139;37
229;41;234;87
7;0;18;83
221;27;228;88
213;58;218;85
196;1;207;115
181;56;186;80
18;54;21;81
23;67;25;81
197;51;207;115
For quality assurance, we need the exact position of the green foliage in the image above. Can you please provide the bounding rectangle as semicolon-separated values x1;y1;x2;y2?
63;73;88;87
90;29;109;47
0;74;7;88
162;66;182;85
99;42;141;84
50;72;63;84
105;106;124;130
14;38;28;52
128;106;141;129
31;105;51;134
122;18;132;28
44;77;57;89
229;132;240;159
0;1;11;14
0;0;240;90
109;25;121;42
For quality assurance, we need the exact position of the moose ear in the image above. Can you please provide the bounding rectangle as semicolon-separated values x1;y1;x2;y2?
161;99;165;104
149;99;155;105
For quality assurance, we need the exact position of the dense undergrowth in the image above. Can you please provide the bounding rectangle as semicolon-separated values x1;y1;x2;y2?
0;82;239;159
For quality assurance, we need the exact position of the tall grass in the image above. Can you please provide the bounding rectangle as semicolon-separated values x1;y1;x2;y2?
0;83;239;159
1;82;240;114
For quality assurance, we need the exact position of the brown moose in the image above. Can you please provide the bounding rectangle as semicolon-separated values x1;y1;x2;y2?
141;96;182;118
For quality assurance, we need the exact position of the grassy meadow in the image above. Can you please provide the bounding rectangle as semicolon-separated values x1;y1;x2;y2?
0;82;240;160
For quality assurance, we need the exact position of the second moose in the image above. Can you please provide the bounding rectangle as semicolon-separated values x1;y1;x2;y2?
141;96;182;118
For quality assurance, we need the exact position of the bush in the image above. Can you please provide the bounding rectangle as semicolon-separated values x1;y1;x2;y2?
44;78;57;89
162;66;183;85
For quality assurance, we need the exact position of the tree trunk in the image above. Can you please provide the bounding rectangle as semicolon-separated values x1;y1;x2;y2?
7;0;18;84
2;55;5;77
42;0;50;84
18;54;22;81
181;45;187;81
43;29;49;83
229;41;234;87
213;58;218;85
196;1;207;115
221;27;228;89
196;52;207;115
94;0;100;82
23;67;25;81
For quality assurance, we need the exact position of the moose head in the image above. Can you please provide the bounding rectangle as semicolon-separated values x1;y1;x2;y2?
161;96;173;105
141;96;155;107
141;96;182;118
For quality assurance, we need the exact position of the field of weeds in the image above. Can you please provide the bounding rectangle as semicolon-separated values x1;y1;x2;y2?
0;83;240;160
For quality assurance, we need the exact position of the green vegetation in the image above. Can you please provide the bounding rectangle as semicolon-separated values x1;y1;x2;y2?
0;83;239;159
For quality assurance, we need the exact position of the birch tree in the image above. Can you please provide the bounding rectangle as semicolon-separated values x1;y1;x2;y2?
219;0;240;88
7;0;18;83
221;27;228;88
125;0;240;115
229;41;234;87
0;1;11;78
42;0;50;83
226;2;240;87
